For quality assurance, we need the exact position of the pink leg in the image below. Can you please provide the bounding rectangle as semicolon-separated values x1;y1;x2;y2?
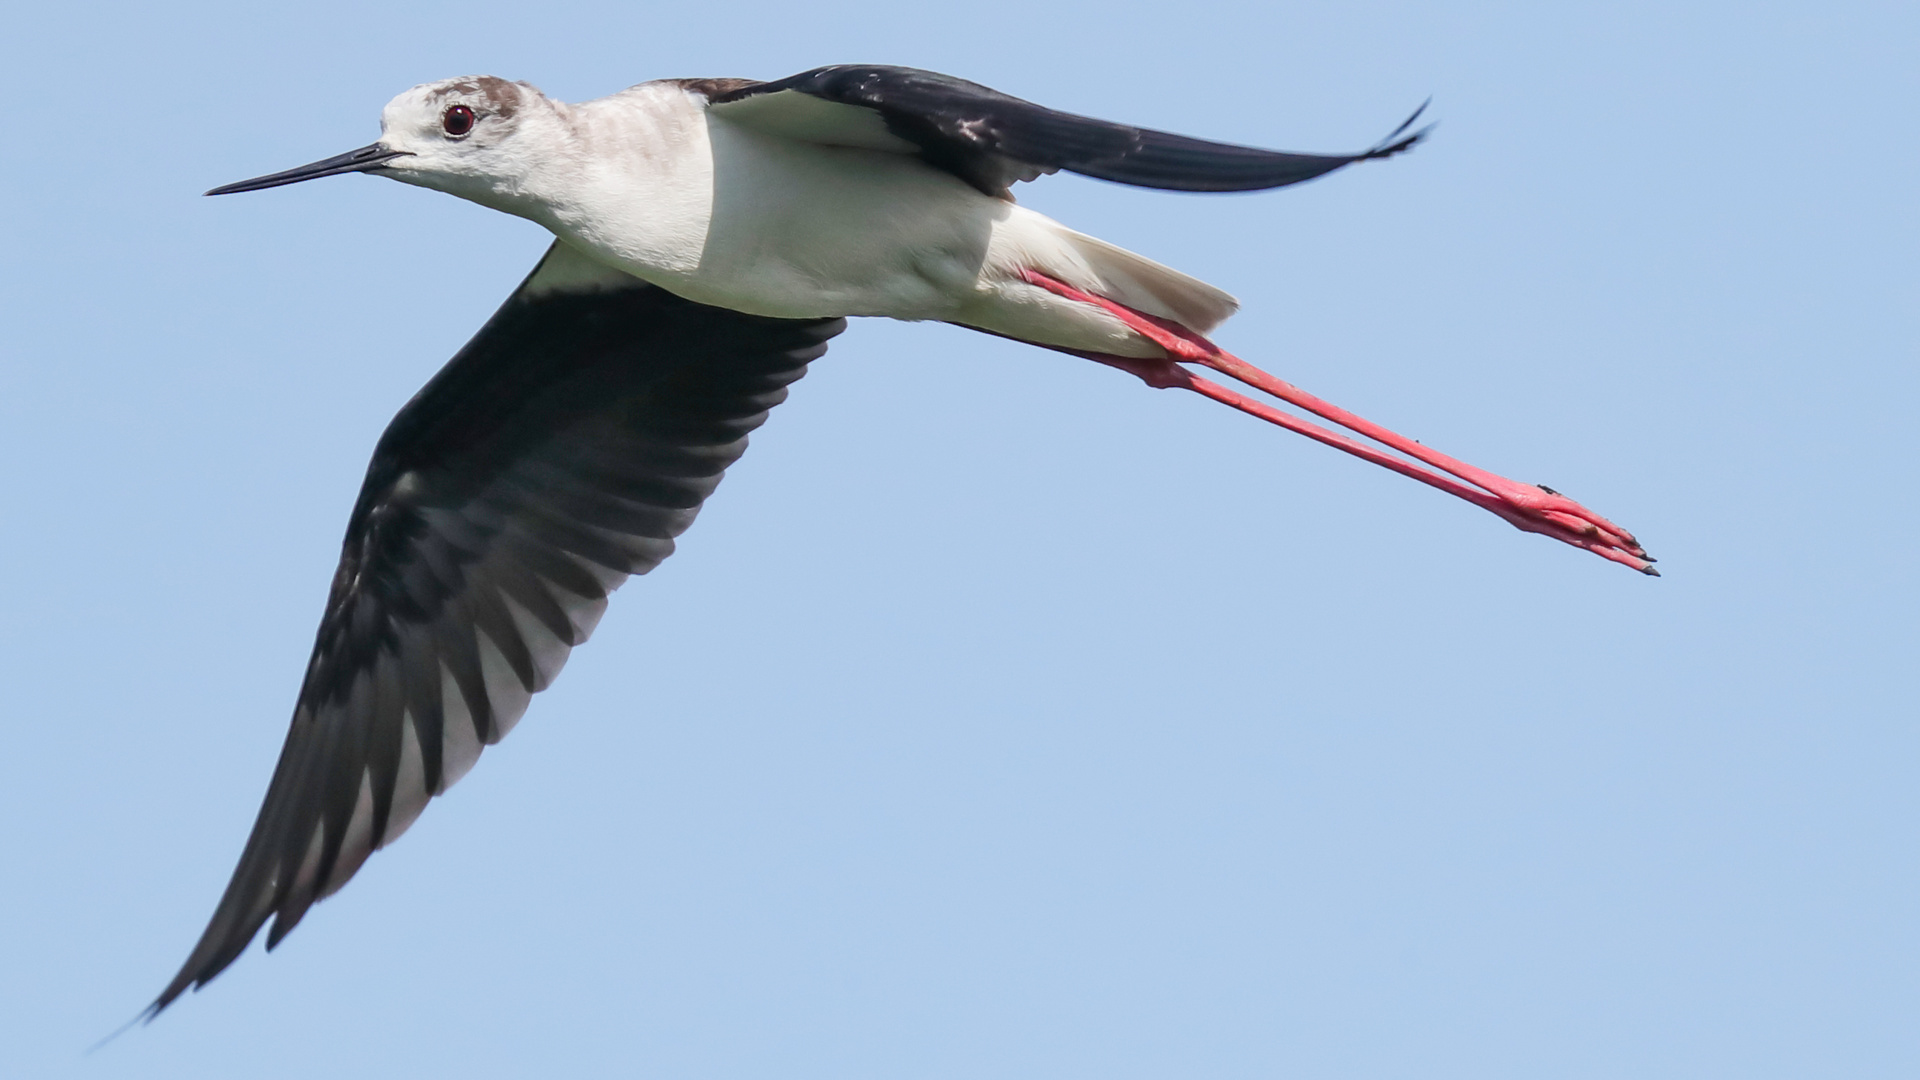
1018;269;1656;575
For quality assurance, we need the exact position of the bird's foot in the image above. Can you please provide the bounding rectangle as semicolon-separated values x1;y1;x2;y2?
1464;479;1656;574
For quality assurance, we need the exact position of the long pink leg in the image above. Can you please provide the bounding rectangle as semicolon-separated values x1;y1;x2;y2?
1018;269;1656;575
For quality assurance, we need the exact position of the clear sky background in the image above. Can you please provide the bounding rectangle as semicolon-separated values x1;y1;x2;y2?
1;1;1913;1077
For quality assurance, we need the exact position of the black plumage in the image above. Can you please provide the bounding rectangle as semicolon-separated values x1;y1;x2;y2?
709;64;1429;196
151;244;842;1014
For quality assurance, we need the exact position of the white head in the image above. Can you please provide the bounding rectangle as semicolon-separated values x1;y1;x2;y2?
207;76;564;213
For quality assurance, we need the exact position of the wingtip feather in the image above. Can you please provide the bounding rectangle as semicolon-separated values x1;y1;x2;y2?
1364;99;1437;161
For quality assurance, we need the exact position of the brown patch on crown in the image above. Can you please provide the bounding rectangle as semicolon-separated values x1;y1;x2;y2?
440;76;527;120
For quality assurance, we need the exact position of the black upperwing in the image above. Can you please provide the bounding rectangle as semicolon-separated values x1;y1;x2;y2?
151;243;844;1015
704;64;1429;197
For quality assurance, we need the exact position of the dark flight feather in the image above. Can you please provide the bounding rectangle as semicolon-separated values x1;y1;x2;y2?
708;64;1429;196
150;243;843;1016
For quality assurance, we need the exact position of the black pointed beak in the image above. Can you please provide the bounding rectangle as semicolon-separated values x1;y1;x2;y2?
205;143;412;196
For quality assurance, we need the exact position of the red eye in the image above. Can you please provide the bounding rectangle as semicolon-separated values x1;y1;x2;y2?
442;104;475;136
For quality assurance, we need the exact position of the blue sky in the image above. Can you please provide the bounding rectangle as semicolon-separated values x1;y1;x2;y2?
1;1;1914;1076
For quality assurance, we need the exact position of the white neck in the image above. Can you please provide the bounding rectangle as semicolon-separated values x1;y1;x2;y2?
513;84;717;278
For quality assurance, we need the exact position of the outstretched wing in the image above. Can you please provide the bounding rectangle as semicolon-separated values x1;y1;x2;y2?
703;64;1429;197
152;242;844;1015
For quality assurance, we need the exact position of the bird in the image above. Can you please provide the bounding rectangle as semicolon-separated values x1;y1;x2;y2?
150;64;1654;1018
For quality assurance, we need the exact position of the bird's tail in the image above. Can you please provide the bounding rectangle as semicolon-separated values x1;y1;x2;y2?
1048;224;1239;336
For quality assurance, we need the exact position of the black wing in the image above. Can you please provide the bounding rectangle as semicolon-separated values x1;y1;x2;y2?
704;64;1429;197
151;243;844;1015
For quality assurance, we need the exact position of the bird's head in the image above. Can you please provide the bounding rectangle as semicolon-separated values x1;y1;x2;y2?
206;76;561;212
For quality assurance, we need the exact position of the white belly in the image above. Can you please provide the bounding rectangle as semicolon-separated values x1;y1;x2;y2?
701;123;1015;319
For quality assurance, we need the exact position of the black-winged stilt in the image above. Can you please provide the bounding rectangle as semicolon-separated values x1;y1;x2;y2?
152;65;1652;1018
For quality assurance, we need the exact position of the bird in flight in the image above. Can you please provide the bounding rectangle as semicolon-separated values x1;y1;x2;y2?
151;64;1653;1018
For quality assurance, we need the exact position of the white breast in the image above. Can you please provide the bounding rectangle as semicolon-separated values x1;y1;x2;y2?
535;86;1004;321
